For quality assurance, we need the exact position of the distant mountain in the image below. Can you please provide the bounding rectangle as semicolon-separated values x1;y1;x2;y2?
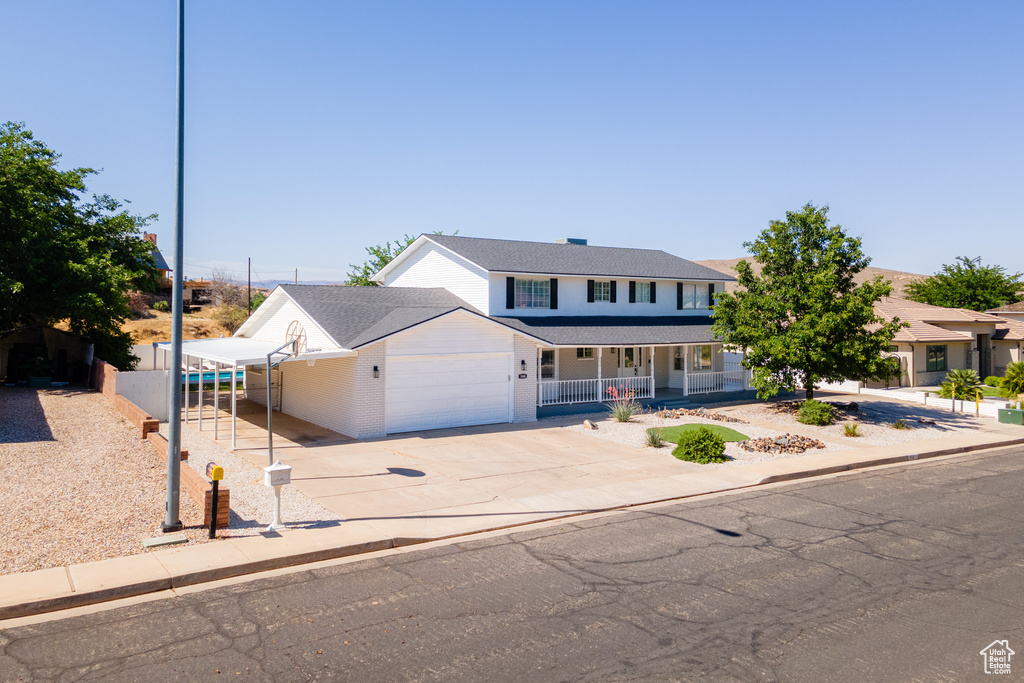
258;279;347;290
695;258;926;299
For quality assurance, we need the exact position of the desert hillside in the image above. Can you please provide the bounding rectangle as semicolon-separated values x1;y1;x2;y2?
696;258;925;298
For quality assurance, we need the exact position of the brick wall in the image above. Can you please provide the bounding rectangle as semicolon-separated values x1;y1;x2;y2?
514;335;539;422
353;343;387;438
91;359;118;399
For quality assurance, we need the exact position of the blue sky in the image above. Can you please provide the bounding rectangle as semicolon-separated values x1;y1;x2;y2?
3;1;1022;284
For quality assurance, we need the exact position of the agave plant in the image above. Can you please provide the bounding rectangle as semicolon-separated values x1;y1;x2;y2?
1001;361;1024;400
937;368;982;399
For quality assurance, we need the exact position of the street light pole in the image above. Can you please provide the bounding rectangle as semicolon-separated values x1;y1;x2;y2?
162;0;186;533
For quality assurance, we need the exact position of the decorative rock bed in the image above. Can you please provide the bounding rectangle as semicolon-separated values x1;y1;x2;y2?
656;407;747;424
738;434;826;454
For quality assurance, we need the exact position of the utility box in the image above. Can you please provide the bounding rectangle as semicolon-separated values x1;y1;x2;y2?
998;408;1024;425
264;460;292;487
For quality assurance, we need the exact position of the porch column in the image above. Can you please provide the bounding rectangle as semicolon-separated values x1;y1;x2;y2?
197;357;203;431
597;347;602;383
649;346;655;399
231;361;238;450
213;361;220;441
184;354;189;423
536;346;542;406
683;345;689;396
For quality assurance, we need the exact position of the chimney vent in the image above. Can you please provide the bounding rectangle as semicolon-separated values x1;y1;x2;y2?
554;238;588;246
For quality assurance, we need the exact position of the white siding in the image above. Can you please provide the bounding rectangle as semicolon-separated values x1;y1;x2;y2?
278;356;359;438
386;310;514;357
240;296;339;351
385;243;489;311
487;274;724;318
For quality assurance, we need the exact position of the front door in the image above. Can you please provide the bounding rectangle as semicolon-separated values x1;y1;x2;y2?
618;347;641;378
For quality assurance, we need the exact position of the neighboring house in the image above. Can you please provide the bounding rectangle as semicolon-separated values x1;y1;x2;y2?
231;235;742;438
986;300;1024;322
869;298;1024;387
143;233;172;288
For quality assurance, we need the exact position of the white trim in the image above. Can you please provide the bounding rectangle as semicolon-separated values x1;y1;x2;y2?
353;308;551;349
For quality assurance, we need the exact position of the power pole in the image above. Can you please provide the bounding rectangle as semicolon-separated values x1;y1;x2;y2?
162;0;185;533
294;268;298;285
248;257;252;316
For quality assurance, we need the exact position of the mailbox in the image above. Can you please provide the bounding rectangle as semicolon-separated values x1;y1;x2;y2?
264;460;292;487
206;463;224;481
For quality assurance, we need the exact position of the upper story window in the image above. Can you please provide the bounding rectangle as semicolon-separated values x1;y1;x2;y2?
515;279;550;308
635;282;651;303
677;283;711;310
594;281;611;302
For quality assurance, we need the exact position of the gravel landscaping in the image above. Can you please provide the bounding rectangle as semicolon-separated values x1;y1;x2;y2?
563;395;992;468
0;388;209;575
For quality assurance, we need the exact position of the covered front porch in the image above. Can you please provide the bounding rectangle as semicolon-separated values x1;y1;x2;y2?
536;344;749;407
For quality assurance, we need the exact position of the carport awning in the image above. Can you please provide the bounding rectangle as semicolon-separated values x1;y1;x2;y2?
156;338;356;366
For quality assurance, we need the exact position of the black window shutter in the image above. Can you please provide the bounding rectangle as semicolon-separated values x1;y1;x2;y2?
610;280;617;303
707;283;715;308
506;277;515;309
550;278;558;309
650;282;656;304
677;282;683;310
629;281;636;303
587;279;595;303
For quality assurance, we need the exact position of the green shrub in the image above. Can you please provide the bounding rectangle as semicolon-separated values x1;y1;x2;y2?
984;375;1003;388
843;422;860;437
937;368;982;399
672;427;728;464
1000;361;1024;400
797;399;834;426
891;419;908;430
152;300;170;312
645;427;664;448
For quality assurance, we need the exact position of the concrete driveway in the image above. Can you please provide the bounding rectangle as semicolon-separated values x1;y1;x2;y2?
225;409;749;539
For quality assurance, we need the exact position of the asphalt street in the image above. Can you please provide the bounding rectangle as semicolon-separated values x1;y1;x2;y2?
2;447;1023;682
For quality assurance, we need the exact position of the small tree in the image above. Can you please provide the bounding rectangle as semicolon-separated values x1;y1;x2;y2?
711;203;905;399
905;256;1023;312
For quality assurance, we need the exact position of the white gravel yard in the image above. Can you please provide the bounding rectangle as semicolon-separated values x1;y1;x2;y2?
562;395;992;468
165;422;343;535
0;388;208;575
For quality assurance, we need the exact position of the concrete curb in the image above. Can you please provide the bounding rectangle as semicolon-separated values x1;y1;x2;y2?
3;435;1022;622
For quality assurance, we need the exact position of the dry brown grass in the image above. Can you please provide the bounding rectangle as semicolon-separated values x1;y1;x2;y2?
695;258;925;298
123;308;230;343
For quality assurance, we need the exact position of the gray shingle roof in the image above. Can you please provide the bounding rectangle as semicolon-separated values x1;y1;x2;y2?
492;315;718;346
280;285;476;349
150;248;170;272
427;235;735;281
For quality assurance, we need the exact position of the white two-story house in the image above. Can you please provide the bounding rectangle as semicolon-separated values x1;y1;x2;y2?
229;235;745;439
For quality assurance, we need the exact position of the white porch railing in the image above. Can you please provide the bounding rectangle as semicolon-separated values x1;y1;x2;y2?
539;376;654;406
687;366;748;395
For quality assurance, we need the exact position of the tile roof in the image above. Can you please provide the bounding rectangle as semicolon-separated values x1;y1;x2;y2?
492;315;718;346
280;285;477;349
875;297;1024;343
987;301;1024;313
993;318;1024;342
875;297;1004;325
426;235;735;281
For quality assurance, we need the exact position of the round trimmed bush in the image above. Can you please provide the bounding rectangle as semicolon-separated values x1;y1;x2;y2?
797;399;834;426
672;426;728;464
985;376;1003;388
152;300;170;312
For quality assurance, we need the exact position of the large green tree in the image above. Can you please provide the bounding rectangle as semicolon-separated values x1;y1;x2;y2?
0;122;158;369
346;231;456;286
711;203;905;399
905;256;1023;312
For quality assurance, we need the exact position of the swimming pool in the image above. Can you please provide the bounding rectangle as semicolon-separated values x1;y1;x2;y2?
181;370;245;384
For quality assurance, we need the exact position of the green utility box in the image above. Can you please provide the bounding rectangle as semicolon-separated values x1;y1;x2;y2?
998;408;1024;425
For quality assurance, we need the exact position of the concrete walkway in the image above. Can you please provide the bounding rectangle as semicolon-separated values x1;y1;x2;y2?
3;409;1023;621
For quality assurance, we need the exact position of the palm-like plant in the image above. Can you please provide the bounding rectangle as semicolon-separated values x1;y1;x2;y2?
937;368;982;399
1000;361;1024;400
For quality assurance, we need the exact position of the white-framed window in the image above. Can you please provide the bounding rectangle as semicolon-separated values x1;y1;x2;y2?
679;284;711;309
594;281;611;302
577;347;594;359
694;345;713;370
515;279;550;308
636;281;651;303
673;346;684;371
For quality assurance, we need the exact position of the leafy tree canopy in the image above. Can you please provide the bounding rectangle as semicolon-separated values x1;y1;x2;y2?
711;203;905;399
904;256;1023;312
346;231;457;286
0;122;159;369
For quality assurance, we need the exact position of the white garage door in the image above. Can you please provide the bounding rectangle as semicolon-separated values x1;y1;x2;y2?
386;353;512;434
